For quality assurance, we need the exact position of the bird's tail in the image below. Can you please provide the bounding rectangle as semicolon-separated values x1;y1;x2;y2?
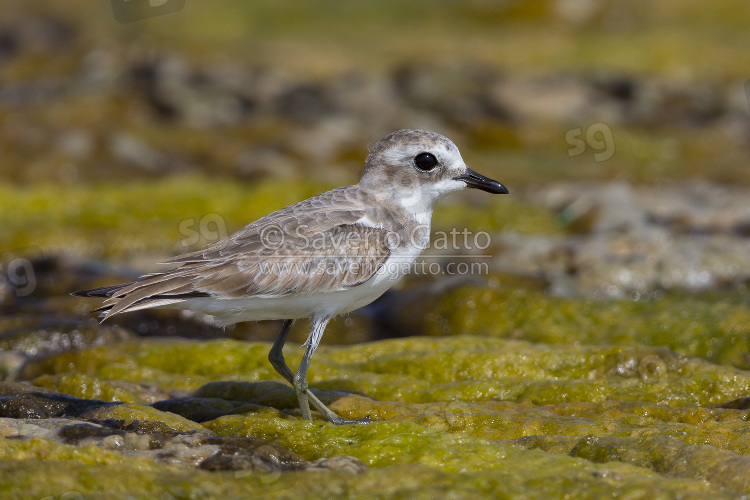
71;283;133;317
71;284;131;299
71;275;211;321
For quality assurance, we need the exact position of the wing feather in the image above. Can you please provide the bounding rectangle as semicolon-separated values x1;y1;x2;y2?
92;186;398;320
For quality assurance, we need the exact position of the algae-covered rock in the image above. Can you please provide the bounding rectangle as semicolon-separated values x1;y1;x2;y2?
22;337;750;410
571;434;750;493
78;403;205;432
203;413;740;499
0;420;368;500
387;279;750;369
0;384;371;499
3;2;750;497
0;381;201;431
13;336;750;488
32;372;144;404
151;395;270;423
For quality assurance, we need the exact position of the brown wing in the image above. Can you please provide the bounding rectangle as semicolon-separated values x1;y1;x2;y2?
163;186;370;264
99;187;394;318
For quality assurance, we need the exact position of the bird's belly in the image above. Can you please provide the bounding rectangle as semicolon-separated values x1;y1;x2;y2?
173;247;421;325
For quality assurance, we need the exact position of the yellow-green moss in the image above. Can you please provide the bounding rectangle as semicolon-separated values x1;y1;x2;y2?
420;284;750;369
0;176;334;258
0;175;565;260
22;336;750;409
433;195;563;235
203;413;740;497
11;335;750;497
77;403;205;432
31;373;142;404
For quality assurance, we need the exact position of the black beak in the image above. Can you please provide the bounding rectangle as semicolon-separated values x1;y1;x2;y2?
453;168;509;194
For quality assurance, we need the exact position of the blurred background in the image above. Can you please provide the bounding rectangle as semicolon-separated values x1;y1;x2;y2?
1;0;750;359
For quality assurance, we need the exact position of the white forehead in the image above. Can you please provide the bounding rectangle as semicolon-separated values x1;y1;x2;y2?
379;137;464;168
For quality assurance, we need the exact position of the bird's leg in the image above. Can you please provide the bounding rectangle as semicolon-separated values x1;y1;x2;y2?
269;318;369;425
268;319;295;383
293;337;315;421
291;315;370;425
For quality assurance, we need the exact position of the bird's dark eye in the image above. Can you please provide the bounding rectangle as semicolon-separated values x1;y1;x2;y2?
414;152;438;171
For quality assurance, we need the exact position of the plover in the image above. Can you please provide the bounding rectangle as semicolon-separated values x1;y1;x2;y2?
73;129;508;424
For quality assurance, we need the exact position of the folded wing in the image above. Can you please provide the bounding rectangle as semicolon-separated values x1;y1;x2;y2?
73;187;394;320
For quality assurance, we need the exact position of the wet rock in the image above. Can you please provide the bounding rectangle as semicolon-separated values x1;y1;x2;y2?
2;333;750;496
488;76;597;123
498;181;750;297
640;181;750;235
108;133;170;173
276;83;336;124
0;322;135;358
0;385;327;473
302;455;369;474
0;415;310;471
0;382;196;430
0;382;112;418
402;278;750;369
2;15;73;54
235;147;296;179
32;372;153;404
152;396;267;423
1;4;749;498
54;129;95;161
550;182;647;233
571;434;750;493
56;421;129;445
0;392;52;419
624;80;724;127
393;63;499;123
192;381;352;414
360;276;495;340
711;397;750;410
198;435;305;472
78;402;204;432
128;56;184;121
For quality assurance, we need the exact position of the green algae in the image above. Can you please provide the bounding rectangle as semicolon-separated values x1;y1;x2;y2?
202;413;740;498
0;458;735;500
3;1;750;497
432;195;563;236
10;322;750;497
0;438;306;500
395;280;750;369
3;390;739;498
17;337;750;463
22;337;750;409
32;373;143;404
0;176;559;260
570;434;750;494
0;176;334;258
76;403;205;432
3;377;749;497
0;435;152;466
324;397;750;455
